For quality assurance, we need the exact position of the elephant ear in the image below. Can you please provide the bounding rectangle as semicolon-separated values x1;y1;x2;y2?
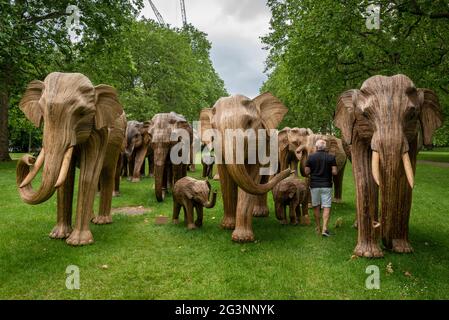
19;80;44;127
418;89;443;147
94;85;123;130
334;89;359;145
278;127;290;150
253;92;288;130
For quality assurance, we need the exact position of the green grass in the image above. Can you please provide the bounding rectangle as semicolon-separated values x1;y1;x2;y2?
417;147;449;163
0;155;449;299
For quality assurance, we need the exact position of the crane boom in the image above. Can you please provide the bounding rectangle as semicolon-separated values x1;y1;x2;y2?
180;0;187;27
148;0;165;24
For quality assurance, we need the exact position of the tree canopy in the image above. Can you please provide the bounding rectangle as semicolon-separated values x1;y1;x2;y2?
0;1;226;156
262;0;449;145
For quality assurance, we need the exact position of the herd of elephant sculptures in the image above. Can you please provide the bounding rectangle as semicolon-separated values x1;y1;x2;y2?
16;72;443;259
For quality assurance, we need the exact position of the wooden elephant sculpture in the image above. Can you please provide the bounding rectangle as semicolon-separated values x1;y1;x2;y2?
16;72;126;246
173;177;217;229
148;112;193;202
272;176;310;225
278;127;312;176
335;74;443;257
124;120;154;182
200;93;291;242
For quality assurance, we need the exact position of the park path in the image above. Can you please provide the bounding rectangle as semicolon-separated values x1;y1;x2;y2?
417;160;449;168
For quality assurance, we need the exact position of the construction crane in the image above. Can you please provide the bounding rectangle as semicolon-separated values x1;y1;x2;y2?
180;0;187;27
148;0;165;25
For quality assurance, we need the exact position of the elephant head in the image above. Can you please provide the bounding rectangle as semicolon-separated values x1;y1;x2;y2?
124;120;152;181
278;127;312;174
184;179;217;209
124;120;151;157
335;74;443;251
200;93;291;195
17;72;122;205
148;112;192;202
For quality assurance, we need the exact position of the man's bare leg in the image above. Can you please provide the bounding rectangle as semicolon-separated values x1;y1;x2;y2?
322;207;331;233
313;206;321;234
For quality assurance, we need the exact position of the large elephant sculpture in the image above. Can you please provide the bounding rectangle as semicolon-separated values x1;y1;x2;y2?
124;120;154;182
16;72;126;246
200;93;291;242
148;112;193;202
335;74;443;257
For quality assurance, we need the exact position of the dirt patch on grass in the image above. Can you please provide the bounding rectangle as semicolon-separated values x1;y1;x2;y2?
111;206;151;216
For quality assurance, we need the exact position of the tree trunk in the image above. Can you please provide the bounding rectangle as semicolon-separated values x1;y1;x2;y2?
0;88;11;161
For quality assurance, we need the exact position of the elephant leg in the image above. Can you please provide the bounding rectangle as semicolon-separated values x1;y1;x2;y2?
275;201;286;224
299;199;311;225
148;154;154;177
202;160;207;178
252;174;269;217
332;164;345;203
50;156;76;239
352;139;383;258
140;158;145;177
121;155;128;177
185;201;196;230
217;164;237;229
67;130;108;246
173;200;181;224
289;201;299;225
127;153;135;181
113;153;122;197
232;189;256;242
195;204;203;227
93;144;120;225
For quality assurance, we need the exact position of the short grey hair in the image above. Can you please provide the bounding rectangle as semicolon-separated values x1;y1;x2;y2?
315;139;327;151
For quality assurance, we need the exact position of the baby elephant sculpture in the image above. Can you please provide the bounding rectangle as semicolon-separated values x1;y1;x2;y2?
272;176;309;225
16;72;125;246
173;177;217;229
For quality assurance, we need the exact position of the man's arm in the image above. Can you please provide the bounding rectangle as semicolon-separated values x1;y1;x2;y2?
332;166;338;176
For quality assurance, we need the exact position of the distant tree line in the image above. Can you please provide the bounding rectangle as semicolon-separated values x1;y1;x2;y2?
262;0;449;146
0;0;227;157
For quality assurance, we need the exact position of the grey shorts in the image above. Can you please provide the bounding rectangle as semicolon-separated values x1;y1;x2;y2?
310;187;332;208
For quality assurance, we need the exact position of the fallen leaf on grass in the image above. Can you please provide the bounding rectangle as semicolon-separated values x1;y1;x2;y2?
386;262;394;274
100;265;109;270
404;271;412;277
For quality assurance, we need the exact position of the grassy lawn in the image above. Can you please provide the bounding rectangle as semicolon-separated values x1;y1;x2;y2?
417;147;449;163
0;155;448;300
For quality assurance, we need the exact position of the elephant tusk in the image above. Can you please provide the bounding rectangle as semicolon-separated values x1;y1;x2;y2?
54;147;74;188
371;151;380;186
19;148;45;188
402;152;414;189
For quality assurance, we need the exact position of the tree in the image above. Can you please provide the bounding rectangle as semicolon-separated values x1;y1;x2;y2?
262;0;449;144
0;0;144;160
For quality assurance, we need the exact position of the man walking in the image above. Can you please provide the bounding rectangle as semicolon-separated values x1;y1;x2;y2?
305;139;338;237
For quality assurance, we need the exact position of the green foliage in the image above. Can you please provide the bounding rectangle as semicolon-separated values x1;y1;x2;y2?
2;1;226;151
262;0;449;143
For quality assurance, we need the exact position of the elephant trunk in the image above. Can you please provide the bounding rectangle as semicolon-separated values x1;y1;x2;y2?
16;146;73;205
226;163;291;195
203;191;217;208
154;145;170;202
374;138;415;249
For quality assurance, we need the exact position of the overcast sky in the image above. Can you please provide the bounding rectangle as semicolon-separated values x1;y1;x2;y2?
140;0;271;98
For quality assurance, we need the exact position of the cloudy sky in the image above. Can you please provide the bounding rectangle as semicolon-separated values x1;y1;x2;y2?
140;0;271;98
